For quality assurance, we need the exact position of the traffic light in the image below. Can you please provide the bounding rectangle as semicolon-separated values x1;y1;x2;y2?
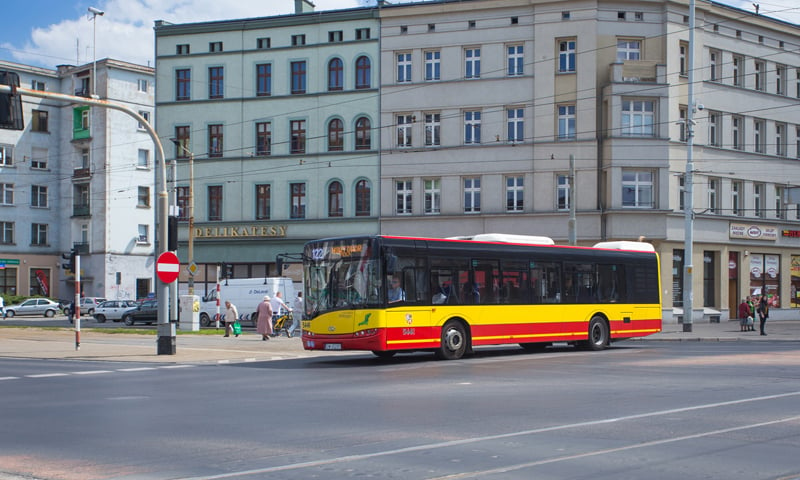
167;215;178;251
276;256;284;275
223;263;233;279
62;250;76;271
0;71;24;131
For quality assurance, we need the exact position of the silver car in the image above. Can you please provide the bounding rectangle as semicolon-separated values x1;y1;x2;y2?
92;300;138;323
4;298;61;317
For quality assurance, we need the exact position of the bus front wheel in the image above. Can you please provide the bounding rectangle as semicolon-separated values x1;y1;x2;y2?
436;320;468;360
584;316;609;351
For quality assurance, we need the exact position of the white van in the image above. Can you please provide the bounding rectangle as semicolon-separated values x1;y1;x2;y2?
198;277;297;327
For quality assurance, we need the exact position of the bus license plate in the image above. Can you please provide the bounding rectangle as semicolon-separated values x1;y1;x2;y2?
325;343;342;350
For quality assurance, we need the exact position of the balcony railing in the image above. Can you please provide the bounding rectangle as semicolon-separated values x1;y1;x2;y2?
73;167;91;179
72;204;91;217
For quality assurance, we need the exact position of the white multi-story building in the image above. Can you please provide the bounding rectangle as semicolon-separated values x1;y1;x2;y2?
0;59;156;301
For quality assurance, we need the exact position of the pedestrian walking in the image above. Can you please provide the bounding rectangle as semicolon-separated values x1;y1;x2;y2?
757;295;769;336
66;301;75;324
0;295;5;319
223;300;239;337
256;295;274;341
270;291;292;336
287;291;303;338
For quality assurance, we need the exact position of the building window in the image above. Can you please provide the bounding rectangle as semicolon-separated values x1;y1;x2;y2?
506;176;524;212
355;28;370;40
776;186;786;219
732;116;743;150
558;40;576;73
138;79;148;93
137;225;149;244
0;221;13;244
0;183;13;205
400;25;408;34
507;45;523;76
256;122;271;156
397;114;413;147
428;23;435;32
796;68;800;98
73;183;89;216
328;181;343;217
291;34;306;46
328;58;343;91
209;41;223;52
707;178;718;214
176;44;190;55
176;69;191;101
465;48;481;79
464;177;481;213
754;61;765;91
355;180;371;216
137;110;150;130
31;185;47;208
635;11;644;21
290;183;306;219
355;117;371;150
679;106;687;142
732;55;743;87
558;105;576;140
137;186;150;208
257;37;271;49
137;149;149;168
81;108;90;130
208;185;222;221
616;40;641;61
797;127;800;159
80;148;90;169
709;50;719;81
621;100;654;136
291;61;307;94
776;123;786;156
355;56;371;89
464;111;481;144
425;51;440;81
754;119;765;153
678;175;685;212
397;53;412;83
255;184;270;220
31;148;47;169
708;111;720;146
618;11;626;20
328;118;343;151
679;41;688;76
208;124;223;158
328;31;343;43
754;183;763;217
208;67;224;98
175;126;190;158
557;174;570;210
732;180;742;216
622;170;653;208
425;113;441;146
0;145;12;166
424;179;441;214
507;108;524;143
31;110;48;132
468;20;477;29
31;223;48;246
396;180;412;215
176;186;189;221
776;64;786;95
256;63;272;96
291;120;306;154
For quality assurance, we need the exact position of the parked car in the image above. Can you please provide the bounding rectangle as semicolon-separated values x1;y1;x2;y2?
122;300;158;326
79;297;107;316
93;300;138;323
4;298;61;317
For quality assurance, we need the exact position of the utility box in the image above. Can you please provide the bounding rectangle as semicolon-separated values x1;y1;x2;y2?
179;295;200;331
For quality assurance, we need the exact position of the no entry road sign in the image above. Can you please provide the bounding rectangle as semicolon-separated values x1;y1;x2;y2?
156;251;180;284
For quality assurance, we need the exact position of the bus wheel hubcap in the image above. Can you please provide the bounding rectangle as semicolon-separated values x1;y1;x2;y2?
445;329;462;350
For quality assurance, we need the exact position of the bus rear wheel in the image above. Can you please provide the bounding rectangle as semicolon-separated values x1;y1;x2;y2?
436;320;468;360
584;316;609;351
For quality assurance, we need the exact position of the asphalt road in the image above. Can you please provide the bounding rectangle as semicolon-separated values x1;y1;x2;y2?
1;341;799;480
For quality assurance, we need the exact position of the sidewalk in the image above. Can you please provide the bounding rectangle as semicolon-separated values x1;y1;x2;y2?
1;320;798;364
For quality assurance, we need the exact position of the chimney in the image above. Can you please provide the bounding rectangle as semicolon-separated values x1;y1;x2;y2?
295;0;315;14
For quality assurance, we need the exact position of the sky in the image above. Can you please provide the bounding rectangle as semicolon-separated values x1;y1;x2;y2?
1;0;798;70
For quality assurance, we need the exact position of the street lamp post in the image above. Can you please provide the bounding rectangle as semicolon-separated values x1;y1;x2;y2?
88;7;104;98
170;139;195;295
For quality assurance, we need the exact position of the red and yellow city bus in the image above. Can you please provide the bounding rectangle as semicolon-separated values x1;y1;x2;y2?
301;234;661;360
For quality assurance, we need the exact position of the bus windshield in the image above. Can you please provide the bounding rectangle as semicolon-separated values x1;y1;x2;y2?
304;238;382;318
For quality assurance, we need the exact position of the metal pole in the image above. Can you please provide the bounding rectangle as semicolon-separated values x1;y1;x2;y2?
188;152;195;295
74;255;81;350
683;0;696;332
568;154;577;246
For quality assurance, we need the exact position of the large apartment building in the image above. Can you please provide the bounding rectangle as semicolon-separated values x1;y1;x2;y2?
0;59;156;301
155;0;800;321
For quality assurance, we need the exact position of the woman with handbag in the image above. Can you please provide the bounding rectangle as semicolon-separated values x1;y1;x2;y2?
223;300;239;338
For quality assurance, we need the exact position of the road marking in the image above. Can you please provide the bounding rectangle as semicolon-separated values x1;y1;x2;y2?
72;370;113;375
172;390;800;480
25;373;69;378
117;367;157;372
0;376;20;381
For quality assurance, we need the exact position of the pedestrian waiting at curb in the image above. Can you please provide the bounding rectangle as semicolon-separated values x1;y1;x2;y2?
223;300;239;337
738;298;754;332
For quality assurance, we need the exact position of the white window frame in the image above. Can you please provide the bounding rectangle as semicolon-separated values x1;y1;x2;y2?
424;50;440;81
507;108;524;143
31;147;47;169
464;111;481;144
396;180;412;215
0;221;13;244
465;48;481;79
557;174;570;211
0;144;14;166
31;185;48;208
754;119;765;153
558;104;576;140
622;170;654;208
732;116;743;150
708;111;720;146
137;79;148;93
138;149;150;169
776;64;786;95
707;178;718;214
424;178;441;215
775;186;786;219
1;183;14;205
709;50;719;81
137;111;150;130
559;40;576;73
616;39;641;61
506;176;524;212
396;52;412;83
679;41;688;76
679;106;687;142
621;99;655;136
776;123;786;156
137;224;149;244
732;180;742;216
137;186;150;208
31;223;48;246
732;55;744;87
754;183;763;217
425;113;440;146
396;114;413;148
754;61;765;91
464;177;481;213
507;44;523;76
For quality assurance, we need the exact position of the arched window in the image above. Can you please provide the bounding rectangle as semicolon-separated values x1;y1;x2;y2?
355;56;371;89
355;117;371;150
355;179;371;216
328;58;343;91
328;181;343;217
328;119;344;151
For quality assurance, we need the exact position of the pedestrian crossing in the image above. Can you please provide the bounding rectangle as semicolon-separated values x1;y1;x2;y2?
0;364;196;382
